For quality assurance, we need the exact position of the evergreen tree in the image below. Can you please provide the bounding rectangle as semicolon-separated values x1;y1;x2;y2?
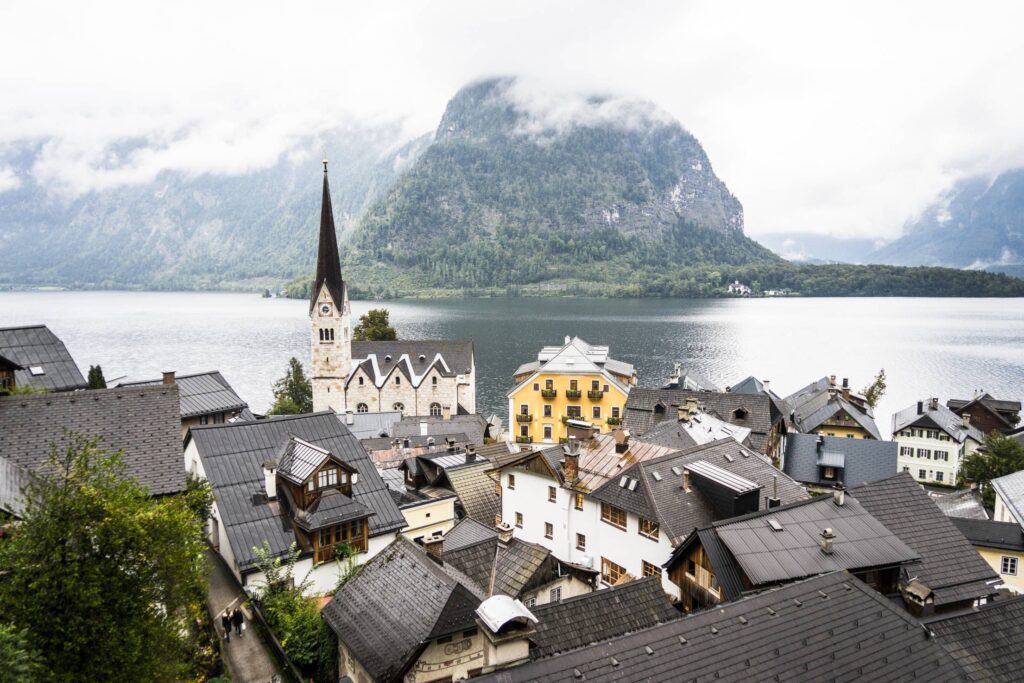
0;435;206;682
87;365;107;389
268;357;313;415
959;432;1024;508
860;369;886;408
353;308;398;341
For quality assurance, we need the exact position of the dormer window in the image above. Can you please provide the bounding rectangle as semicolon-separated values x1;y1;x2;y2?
733;407;749;419
419;354;426;362
385;355;392;362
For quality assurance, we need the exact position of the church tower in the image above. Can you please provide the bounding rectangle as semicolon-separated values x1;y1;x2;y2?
310;159;351;413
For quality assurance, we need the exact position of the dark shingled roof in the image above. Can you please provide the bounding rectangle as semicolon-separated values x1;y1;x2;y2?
351;340;475;379
783;433;898;486
929;597;1024;681
443;517;498;552
322;536;485;682
798;396;883;440
444;534;550;598
189;412;404;571
0;454;31;518
119;370;250;419
624;387;782;454
478;572;967;682
849;473;1000;606
392;414;488;444
309;163;346;314
0;386;185;496
950;517;1024;552
443;461;501;525
529;577;679;659
590;440;808;544
0;325;86;392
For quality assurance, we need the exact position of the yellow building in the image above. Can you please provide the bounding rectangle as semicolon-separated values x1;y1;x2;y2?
952;518;1024;594
507;336;635;446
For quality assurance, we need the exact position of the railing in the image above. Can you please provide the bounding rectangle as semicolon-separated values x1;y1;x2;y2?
562;414;583;424
516;413;533;423
565;389;582;399
606;416;621;426
587;390;604;400
247;596;305;683
515;435;533;444
541;389;557;399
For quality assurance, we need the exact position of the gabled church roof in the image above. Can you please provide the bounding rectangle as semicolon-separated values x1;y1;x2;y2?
309;161;346;315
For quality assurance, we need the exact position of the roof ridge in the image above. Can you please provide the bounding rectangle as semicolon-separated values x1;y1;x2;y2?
710;492;831;527
190;410;337;430
531;576;661;612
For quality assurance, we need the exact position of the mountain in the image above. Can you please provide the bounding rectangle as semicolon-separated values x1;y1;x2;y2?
343;77;777;294
755;233;881;265
0;124;429;289
869;169;1024;270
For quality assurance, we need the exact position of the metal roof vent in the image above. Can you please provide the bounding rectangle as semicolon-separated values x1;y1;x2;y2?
619;476;629;488
651;471;662;481
419;354;426;361
384;354;392;362
627;479;638;491
671;466;682;476
723;453;734;463
768;519;784;532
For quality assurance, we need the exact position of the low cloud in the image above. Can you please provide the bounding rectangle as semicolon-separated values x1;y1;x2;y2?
0;167;20;193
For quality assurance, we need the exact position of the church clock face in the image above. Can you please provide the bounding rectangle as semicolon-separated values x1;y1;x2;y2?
320;304;331;315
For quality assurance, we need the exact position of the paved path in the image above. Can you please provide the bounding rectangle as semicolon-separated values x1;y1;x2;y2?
205;548;281;683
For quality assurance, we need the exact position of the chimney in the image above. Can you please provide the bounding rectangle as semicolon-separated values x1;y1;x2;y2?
930;397;938;411
767;474;781;508
820;528;836;555
917;401;924;415
842;377;849;389
496;521;514;544
762;379;770;393
345;409;354;425
841;386;850;401
682;468;691;493
669;363;681;386
613;428;630;454
564;335;571;345
427;437;436;450
262;461;277;501
442;404;452;421
563;438;580;483
465;444;477;464
816;435;825;453
829;375;836;388
423;537;444;563
962;413;971;429
162;371;176;385
678;405;688;422
476;596;538;674
832;482;845;507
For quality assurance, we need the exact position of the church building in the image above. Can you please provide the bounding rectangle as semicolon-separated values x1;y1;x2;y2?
310;161;476;418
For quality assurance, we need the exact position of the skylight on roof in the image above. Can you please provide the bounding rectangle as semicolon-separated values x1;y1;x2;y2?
671;466;682;476
724;453;734;463
627;479;638;491
651;471;662;481
29;366;44;376
768;519;784;532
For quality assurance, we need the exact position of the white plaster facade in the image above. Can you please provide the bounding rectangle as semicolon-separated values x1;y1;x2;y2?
498;467;678;599
894;426;980;486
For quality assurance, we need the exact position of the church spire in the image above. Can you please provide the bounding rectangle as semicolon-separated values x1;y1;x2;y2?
310;158;346;314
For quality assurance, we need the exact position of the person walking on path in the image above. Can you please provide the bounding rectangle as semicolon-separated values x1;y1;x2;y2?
231;606;244;638
220;609;232;643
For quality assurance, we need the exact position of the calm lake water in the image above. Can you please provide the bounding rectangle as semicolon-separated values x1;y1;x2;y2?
2;292;1023;433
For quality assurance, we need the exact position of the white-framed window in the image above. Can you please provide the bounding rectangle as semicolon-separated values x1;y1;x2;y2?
356;403;368;413
318;468;338;488
520;425;529;437
1001;556;1018;575
593;406;601;419
919;469;927;480
543;405;552;417
935;472;944;482
900;447;914;456
544;522;553;539
544;425;552;440
430;403;442;417
549;587;561;602
611;406;620;418
524;596;536;608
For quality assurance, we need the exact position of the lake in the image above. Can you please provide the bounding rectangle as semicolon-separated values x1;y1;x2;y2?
2;292;1023;434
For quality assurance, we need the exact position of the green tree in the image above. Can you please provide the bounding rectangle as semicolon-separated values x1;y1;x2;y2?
4;384;46;396
0;624;42;683
861;368;887;408
0;435;206;682
268;357;312;415
352;308;398;341
86;365;107;389
959;432;1024;508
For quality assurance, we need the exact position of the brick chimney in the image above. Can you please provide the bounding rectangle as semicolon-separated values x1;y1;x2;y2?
563;437;580;483
496;521;514;544
262;461;277;501
465;444;477;465
162;370;176;385
423;537;444;563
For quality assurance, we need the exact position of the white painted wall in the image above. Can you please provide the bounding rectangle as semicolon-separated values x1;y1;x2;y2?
499;468;679;598
894;426;978;485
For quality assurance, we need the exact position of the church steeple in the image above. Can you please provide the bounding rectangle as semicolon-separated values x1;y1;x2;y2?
310;158;346;315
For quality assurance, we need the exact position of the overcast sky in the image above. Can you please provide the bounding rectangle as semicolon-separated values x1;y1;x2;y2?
2;0;1022;239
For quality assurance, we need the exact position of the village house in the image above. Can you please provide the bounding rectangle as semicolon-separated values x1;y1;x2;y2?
474;571;965;682
0;386;185;498
993;469;1024;534
927;596;1024;681
661;363;719;392
632;399;753;451
893;397;984;485
951;517;1024;594
0;324;87;392
782;433;898;489
947;392;1021;435
184;412;406;594
398;445;503;526
495;435;807;598
784;375;882;440
0;455;30;522
623;385;788;458
507;336;635;446
118;370;254;439
309;161;476;418
664;486;920;612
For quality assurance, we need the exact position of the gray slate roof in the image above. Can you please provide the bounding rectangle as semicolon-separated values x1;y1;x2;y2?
0;454;30;518
799;396;883;440
338;411;402;439
529;577;679;659
950;517;1024;552
444;533;551;598
189;412;404;571
711;495;919;586
929;596;1024;682
783;433;897;486
0;386;185;496
930;488;989;521
0;325;86;391
849;473;1000;606
350;340;474;393
991;469;1024;528
892;400;985;444
392;414;489;445
119;371;250;419
323;536;485;683
442;517;498;552
478;572;967;682
590;439;808;545
438;460;501;526
624;387;782;454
